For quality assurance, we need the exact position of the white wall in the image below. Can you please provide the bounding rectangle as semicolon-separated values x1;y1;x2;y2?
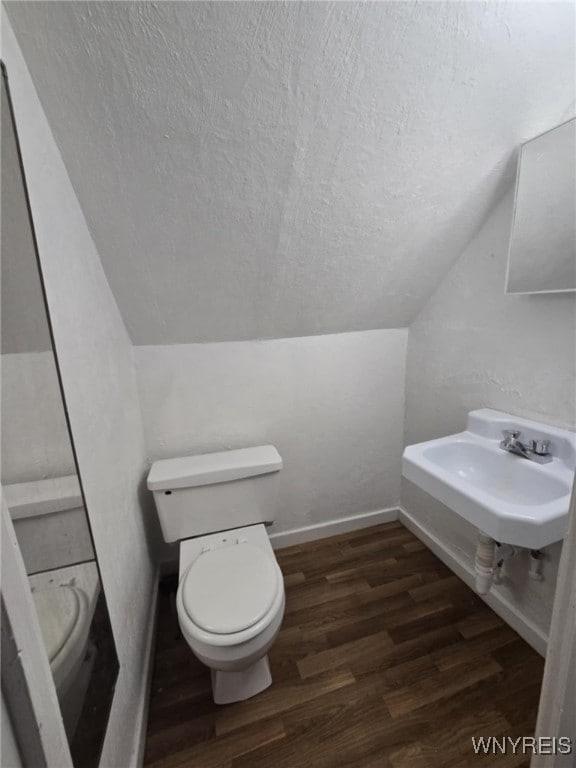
403;186;576;640
6;2;575;344
1;72;50;355
1;14;156;767
1;352;75;484
136;329;407;559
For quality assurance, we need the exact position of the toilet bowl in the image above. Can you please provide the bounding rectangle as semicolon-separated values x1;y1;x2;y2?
33;584;91;698
175;524;285;704
148;444;285;704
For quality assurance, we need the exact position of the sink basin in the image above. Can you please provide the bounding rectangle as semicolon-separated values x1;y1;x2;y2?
403;409;575;549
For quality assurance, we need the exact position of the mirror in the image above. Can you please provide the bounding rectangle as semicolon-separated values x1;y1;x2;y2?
505;118;576;294
1;66;118;767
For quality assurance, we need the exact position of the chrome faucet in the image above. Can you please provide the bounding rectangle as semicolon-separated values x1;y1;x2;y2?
500;430;552;464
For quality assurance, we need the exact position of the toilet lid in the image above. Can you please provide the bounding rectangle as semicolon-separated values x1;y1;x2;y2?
32;586;83;663
180;543;279;635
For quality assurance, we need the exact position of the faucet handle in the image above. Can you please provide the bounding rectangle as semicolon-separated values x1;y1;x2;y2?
531;439;551;456
502;429;521;440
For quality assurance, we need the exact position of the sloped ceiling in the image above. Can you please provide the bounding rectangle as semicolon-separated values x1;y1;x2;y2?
6;1;575;344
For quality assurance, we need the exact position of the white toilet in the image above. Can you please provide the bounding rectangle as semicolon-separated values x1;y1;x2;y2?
30;563;101;738
147;445;285;704
33;584;91;698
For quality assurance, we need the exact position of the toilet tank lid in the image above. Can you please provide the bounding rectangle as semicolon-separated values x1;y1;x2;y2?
147;445;283;491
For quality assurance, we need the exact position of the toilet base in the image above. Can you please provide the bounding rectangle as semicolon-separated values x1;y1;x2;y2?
211;655;272;704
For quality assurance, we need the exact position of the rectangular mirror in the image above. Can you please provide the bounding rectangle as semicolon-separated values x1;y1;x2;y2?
1;64;118;768
505;118;576;294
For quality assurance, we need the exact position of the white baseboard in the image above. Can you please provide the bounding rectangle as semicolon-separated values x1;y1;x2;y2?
156;508;401;574
146;510;547;660
398;508;548;657
131;569;160;768
269;507;400;550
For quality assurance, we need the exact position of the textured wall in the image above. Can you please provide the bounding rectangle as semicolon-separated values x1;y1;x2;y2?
1;15;156;766
403;186;576;638
135;329;407;560
1;353;75;485
1;75;50;354
1;77;74;485
6;1;575;343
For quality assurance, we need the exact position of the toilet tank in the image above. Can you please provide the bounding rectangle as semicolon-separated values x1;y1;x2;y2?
4;475;95;574
147;445;283;543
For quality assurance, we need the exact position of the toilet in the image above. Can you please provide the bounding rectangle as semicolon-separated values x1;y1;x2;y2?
147;445;285;704
31;564;101;740
32;584;91;698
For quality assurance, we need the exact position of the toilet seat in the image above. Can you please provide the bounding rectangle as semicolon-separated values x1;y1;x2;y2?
176;544;284;648
180;543;279;634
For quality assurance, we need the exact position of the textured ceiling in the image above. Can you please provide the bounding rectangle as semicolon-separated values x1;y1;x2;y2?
6;1;575;344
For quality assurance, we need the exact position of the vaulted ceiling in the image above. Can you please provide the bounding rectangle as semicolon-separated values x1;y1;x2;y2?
6;1;575;344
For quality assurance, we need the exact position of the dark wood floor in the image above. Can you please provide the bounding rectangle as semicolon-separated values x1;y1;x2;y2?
144;522;544;768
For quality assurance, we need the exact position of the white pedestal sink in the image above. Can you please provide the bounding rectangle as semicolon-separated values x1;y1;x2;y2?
402;409;575;549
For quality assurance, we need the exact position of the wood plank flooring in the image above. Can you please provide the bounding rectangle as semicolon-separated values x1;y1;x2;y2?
144;522;544;768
